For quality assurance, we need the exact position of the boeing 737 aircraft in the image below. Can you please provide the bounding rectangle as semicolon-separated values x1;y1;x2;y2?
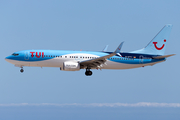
5;24;175;76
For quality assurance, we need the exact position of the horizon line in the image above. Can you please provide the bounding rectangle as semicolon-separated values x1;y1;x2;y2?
0;102;180;107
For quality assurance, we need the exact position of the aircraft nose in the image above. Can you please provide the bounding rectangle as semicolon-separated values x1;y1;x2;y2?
5;56;11;62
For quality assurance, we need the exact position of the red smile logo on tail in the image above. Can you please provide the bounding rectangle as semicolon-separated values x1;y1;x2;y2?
153;39;166;50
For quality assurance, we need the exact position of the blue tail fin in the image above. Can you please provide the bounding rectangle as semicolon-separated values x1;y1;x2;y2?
131;24;173;55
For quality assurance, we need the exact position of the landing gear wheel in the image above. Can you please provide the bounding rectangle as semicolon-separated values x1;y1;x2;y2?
20;69;24;73
85;69;93;76
88;71;92;75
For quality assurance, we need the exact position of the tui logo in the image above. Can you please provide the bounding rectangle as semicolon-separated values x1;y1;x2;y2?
30;52;44;58
153;39;166;50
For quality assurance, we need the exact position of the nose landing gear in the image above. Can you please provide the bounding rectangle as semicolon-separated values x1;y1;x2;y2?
20;67;24;73
85;68;92;76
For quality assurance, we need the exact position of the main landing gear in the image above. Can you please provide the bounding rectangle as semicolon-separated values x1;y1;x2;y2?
20;67;24;73
85;68;92;76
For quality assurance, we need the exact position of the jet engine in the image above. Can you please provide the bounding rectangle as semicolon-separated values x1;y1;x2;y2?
61;62;80;71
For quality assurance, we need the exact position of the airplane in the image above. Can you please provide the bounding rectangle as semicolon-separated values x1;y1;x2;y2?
5;24;175;76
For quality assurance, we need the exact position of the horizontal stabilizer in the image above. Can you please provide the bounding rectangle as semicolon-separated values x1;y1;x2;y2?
152;54;175;59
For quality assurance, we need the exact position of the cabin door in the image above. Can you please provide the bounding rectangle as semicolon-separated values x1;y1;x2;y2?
139;55;143;64
24;52;29;60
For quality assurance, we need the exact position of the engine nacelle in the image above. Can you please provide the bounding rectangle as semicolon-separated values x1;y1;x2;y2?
61;62;80;71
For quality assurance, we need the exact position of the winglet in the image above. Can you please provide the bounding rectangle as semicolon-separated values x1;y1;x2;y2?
102;45;109;52
114;42;124;53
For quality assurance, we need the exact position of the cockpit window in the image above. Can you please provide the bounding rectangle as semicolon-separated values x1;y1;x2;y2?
12;53;19;56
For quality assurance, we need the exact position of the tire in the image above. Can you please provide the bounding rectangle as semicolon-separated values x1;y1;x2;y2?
20;69;24;73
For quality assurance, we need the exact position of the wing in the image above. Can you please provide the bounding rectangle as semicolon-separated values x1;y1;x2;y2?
80;42;124;69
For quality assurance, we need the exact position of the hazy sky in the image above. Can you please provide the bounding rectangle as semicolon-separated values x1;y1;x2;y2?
0;0;180;119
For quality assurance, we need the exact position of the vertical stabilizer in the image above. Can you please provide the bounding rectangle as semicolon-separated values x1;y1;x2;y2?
131;24;173;55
